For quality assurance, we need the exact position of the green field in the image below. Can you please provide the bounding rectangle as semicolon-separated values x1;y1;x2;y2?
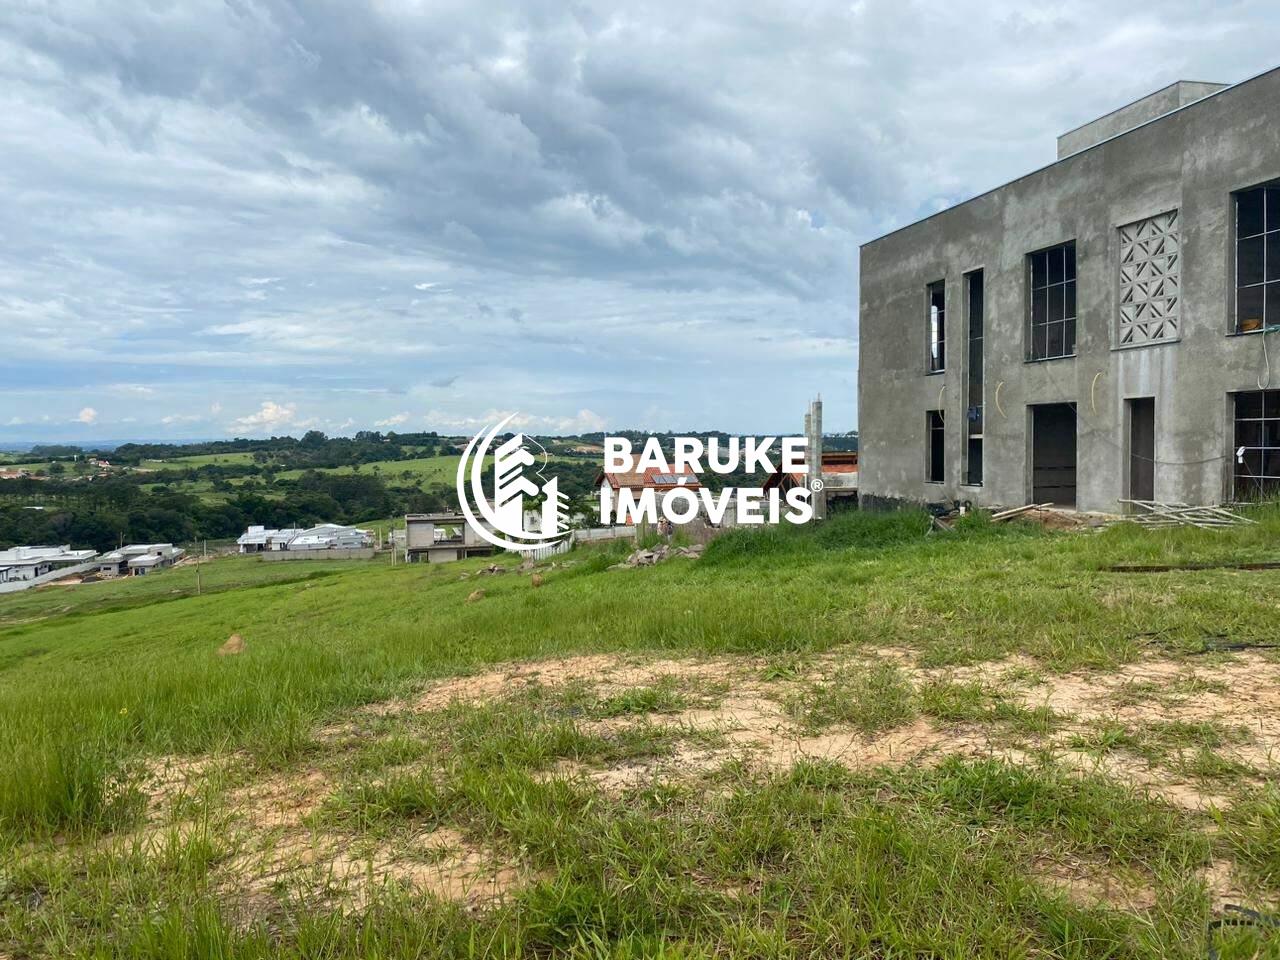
1;511;1279;957
271;454;468;483
141;452;261;470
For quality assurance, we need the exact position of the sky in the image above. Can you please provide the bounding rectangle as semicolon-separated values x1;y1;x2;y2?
2;1;1279;443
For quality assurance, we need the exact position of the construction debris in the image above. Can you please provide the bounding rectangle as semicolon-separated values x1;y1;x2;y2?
610;543;705;569
991;503;1055;522
1117;500;1257;530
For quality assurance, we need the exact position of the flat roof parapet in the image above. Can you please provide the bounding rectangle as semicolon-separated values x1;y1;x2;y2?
1056;80;1228;159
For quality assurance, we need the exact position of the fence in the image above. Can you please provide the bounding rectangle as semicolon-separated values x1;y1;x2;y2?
260;547;376;562
511;537;575;562
573;525;637;543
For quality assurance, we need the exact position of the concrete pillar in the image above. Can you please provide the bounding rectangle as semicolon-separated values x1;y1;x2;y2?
808;397;827;521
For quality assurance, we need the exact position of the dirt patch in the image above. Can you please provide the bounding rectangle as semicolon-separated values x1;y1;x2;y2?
1030;857;1159;911
222;826;527;914
408;654;760;714
141;754;227;810
229;769;332;831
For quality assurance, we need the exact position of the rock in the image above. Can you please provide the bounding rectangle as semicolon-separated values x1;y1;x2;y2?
217;634;245;656
530;573;544;587
466;589;485;603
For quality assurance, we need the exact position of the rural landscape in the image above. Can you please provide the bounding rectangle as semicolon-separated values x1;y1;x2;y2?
1;496;1278;957
6;2;1280;957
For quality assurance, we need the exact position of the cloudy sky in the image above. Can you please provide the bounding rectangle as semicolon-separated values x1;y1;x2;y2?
2;1;1278;442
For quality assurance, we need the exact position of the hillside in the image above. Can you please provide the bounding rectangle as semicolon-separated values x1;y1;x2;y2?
1;512;1278;957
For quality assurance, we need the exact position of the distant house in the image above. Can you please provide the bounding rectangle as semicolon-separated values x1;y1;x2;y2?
762;451;859;507
97;544;185;577
0;545;99;583
404;512;497;564
286;524;372;550
237;523;371;553
594;467;702;523
237;525;271;553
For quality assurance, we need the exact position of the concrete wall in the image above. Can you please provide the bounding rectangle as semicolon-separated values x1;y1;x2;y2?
858;67;1280;514
0;560;101;594
260;548;376;561
1057;81;1228;159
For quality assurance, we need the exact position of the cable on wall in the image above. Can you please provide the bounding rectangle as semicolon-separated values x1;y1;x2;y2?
1035;364;1227;467
994;381;1006;418
1090;371;1103;415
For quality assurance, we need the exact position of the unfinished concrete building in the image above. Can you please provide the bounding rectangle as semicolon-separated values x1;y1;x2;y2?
858;69;1280;513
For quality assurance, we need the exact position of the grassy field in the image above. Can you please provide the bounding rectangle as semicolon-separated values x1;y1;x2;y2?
1;510;1279;957
141;452;262;470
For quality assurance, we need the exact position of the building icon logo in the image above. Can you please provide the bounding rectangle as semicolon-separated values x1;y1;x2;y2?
456;413;571;551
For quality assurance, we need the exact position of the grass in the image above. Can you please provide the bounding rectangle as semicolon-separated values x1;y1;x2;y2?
2;507;1280;956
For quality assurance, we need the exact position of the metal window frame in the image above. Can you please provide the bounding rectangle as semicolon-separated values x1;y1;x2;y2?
925;279;946;374
1026;241;1077;361
1233;185;1280;334
1231;389;1280;499
925;409;945;483
962;267;985;486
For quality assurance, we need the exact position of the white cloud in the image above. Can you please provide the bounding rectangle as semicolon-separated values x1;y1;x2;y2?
75;407;98;424
374;411;411;427
228;400;299;433
422;407;606;435
1;3;1275;439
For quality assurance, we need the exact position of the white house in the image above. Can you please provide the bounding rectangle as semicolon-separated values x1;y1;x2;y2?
97;544;185;577
0;545;99;582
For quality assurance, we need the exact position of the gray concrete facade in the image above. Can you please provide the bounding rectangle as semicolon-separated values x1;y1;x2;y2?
858;66;1280;514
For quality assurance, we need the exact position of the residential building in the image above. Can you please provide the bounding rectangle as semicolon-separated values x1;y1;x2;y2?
237;523;372;553
762;451;859;506
97;544;185;577
0;545;98;584
594;467;702;523
286;524;372;550
859;69;1280;513
404;512;498;563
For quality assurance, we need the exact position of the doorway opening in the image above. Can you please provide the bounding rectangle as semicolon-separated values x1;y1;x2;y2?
1031;403;1077;506
1128;398;1155;502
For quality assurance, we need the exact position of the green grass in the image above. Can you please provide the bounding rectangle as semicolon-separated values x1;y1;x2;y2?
0;554;383;631
142;452;261;470
2;507;1280;956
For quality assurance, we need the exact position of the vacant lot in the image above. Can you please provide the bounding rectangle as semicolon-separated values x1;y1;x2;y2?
1;510;1278;957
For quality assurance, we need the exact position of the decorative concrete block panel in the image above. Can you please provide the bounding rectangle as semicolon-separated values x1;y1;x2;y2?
1118;210;1180;345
